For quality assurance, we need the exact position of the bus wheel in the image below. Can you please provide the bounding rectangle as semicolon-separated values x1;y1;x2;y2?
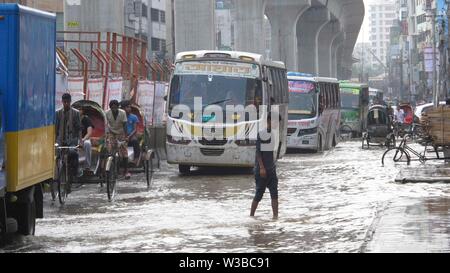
179;165;191;175
317;135;323;153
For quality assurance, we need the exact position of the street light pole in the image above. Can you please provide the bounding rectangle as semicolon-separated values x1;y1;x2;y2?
400;42;404;101
431;7;439;107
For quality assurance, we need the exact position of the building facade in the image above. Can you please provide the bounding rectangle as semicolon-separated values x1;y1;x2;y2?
368;0;398;66
387;0;448;103
63;0;166;61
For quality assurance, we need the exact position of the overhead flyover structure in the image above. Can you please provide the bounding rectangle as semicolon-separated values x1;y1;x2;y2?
171;0;364;79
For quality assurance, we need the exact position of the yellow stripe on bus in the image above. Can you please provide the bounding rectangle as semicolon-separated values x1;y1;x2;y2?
6;126;55;192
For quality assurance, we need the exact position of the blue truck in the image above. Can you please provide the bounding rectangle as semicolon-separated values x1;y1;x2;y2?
0;4;56;243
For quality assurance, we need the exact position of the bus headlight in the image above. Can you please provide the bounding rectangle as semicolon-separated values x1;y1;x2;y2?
235;139;257;146
298;127;318;137
167;135;192;145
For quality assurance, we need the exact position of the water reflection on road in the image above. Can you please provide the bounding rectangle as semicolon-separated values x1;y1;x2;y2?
2;141;450;253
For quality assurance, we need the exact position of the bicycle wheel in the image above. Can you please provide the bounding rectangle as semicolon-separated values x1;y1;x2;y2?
106;156;117;202
58;163;69;205
51;179;58;202
382;147;411;167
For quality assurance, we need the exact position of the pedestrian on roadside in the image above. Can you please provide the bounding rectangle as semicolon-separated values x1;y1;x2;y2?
250;113;279;220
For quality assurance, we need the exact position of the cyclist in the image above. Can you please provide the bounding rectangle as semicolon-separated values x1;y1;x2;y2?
121;100;141;167
55;93;82;183
105;100;130;180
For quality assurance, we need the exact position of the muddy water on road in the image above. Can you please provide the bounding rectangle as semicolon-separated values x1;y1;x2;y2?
2;141;450;253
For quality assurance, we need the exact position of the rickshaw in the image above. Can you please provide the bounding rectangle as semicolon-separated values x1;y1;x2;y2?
395;103;414;138
362;105;396;149
127;103;157;188
52;100;154;204
52;100;110;204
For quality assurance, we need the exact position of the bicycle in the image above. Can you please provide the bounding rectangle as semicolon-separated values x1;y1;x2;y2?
381;133;448;167
104;136;128;202
54;145;79;205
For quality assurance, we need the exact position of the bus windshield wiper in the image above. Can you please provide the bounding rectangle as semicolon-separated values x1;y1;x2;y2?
203;99;232;108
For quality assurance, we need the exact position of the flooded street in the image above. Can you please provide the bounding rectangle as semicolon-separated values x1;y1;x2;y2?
2;141;450;253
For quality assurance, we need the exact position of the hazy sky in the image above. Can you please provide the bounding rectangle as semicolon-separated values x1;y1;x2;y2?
357;0;373;43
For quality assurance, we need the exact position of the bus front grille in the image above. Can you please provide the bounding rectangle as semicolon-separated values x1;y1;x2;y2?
200;148;225;156
198;139;229;146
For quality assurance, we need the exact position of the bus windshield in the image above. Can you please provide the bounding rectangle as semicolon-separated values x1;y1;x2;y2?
288;80;317;120
169;74;262;116
341;93;360;109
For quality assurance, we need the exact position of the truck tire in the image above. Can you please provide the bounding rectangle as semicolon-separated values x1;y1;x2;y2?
17;200;36;236
6;218;18;234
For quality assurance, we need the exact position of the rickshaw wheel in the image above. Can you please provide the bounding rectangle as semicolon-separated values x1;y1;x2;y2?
50;179;58;202
386;135;396;149
144;156;154;189
106;157;117;202
58;163;69;205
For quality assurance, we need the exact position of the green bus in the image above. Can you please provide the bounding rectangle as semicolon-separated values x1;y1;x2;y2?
339;82;369;138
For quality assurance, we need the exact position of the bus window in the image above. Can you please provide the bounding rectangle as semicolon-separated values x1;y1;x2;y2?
283;70;289;103
336;85;341;108
271;68;282;104
333;84;339;108
330;85;335;109
325;84;330;109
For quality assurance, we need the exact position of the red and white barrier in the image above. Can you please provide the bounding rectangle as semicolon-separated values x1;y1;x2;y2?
105;77;123;109
136;80;155;126
87;78;104;107
68;77;85;103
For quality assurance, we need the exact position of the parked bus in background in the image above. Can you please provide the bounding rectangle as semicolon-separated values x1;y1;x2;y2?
166;51;289;174
287;73;341;152
369;88;384;106
339;82;370;138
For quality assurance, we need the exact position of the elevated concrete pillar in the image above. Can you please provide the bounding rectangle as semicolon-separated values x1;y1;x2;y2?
266;1;310;70
174;0;215;54
331;33;344;78
297;7;330;74
336;45;344;79
233;0;266;55
317;20;341;77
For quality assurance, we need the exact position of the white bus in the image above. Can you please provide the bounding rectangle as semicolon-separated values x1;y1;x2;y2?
166;50;289;174
286;73;341;152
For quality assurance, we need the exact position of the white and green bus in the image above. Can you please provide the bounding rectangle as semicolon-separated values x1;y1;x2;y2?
287;73;341;152
166;51;289;174
339;82;370;138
